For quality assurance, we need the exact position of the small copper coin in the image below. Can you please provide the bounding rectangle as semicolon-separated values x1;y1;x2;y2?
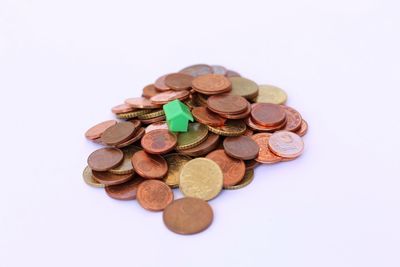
179;134;220;157
251;103;286;127
87;147;124;171
207;94;248;115
251;133;283;164
243;128;254;136
115;127;145;148
105;177;143;200
163;197;213;235
218;102;251;119
142;84;158;98
192;74;232;95
85;120;117;140
180;64;213;77
141;129;177;154
140;115;166;124
92;170;133;186
206;149;245;187
223;136;259;160
150;90;190;105
101;121;138;146
192;107;226;126
225;70;241;77
245;116;286;132
125;97;161;109
165;73;194;90
245;160;260;170
145;121;168;133
296;120;308;137
211;65;227;75
137;180;174;211
281;105;303;132
131;150;168;179
268;131;304;159
111;104;136;114
154;74;172;91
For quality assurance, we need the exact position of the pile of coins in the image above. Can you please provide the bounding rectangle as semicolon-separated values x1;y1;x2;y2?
83;64;308;235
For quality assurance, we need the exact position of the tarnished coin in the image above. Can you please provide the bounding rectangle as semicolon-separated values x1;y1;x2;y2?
105;177;143;200
163;197;213;235
211;65;227;75
116;109;152;119
83;166;105;188
225;70;241;77
142;84;158;98
254;85;287;105
268;131;304;159
229;77;259;100
145;121;168;133
87;147;124;171
154;74;172;91
165;73;194;90
223;136;259;160
179;158;223;201
131;150;168;179
243;128;254;136
224;169;254;190
178;134;220;157
296;120;308;137
141;129;177;154
208;120;247;136
176;123;208;150
180;64;213;77
218;102;251;119
137;109;165;120
245;116;286;132
92;170;133;186
140;115;166;124
251;133;283;164
150;90;190;105
101;121;138;146
251;103;286;127
192;74;232;95
125;97;161;109
206;149;245;187
111;104;136;114
137;180;174;211
207;94;249;115
115;127;145;148
85;120;117;140
244;160;259;170
281;105;303;132
192;107;226;126
109;146;141;174
163;154;192;188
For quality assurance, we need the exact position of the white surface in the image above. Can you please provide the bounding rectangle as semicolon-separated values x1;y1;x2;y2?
1;1;400;266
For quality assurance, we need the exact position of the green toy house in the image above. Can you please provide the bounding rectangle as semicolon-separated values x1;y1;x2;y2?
163;99;194;132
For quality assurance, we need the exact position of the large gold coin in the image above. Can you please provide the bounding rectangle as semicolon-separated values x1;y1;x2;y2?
163;154;192;188
208;120;246;136
224;169;254;190
179;158;223;201
109;146;141;175
228;77;259;100
82;166;104;188
176;123;208;150
253;85;287;105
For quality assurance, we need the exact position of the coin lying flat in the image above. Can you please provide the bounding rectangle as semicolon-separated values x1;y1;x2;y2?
223;136;259;160
207;94;248;115
192;107;226;126
109;146;141;175
254;85;287;105
142;84;158;98
83;166;105;188
115;127;145;148
268;131;304;159
224;169;254;190
281;105;302;132
154;74;172;91
111;104;136;114
105;177;143;200
176;123;208;150
251;133;282;164
131;150;168;179
165;73;194;90
125;97;161;109
85;120;117;140
150;90;190;105
251;103;286;127
208;120;247;136
296;120;308;137
101;121;139;146
163;154;192;188
229;77;259;100
225;70;241;77
192;74;232;95
92;170;133;186
180;64;213;77
141;129;177;154
145;121;168;133
178;134;220;157
211;65;227;76
87;147;124;172
137;180;174;211
245;116;286;132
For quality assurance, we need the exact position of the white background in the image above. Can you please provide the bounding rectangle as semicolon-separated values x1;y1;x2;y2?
1;0;399;266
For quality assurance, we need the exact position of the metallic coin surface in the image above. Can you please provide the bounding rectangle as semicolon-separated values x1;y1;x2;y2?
109;146;141;174
145;121;169;133
223;136;259;160
251;133;283;164
87;147;124;171
176;123;209;150
85;120;117;140
163;154;192;188
224;169;254;190
83;166;105;188
229;77;259;100
207;94;248;115
142;84;158;98
111;104;136;114
179;64;213;77
141;129;177;154
268;131;304;159
154;74;172;91
243;128;254;136
207;120;247;136
115;127;145;148
218;102;251;119
244;160;259;170
192;107;226;126
137;180;174;211
116;109;152;119
206;149;245;187
131;150;168;179
178;133;220;157
101;121;138;146
281;105;303;132
211;65;227;75
191;74;232;95
179;158;223;201
225;70;241;77
165;73;194;90
137;109;164;120
105;177;143;200
251;103;286;127
296;120;308;137
245;116;286;132
254;85;287;105
140;115;166;124
92;170;133;186
150;90;190;104
163;197;213;235
125;97;161;109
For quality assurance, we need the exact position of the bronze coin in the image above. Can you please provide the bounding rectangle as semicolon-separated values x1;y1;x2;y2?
111;104;136;114
268;131;304;159
223;136;259;160
92;170;133;186
192;107;226;126
211;65;227;75
154;74;172;91
179;64;213;77
150;90;190;105
125;97;161;109
251;103;286;127
163;197;213;235
140;115;166;124
87;147;124;171
296;120;308;137
191;74;232;95
101;121;138;146
245;160;260;170
178;134;220;157
251;133;283;164
281;105;302;132
165;73;194;90
243;128;254;136
115;127;145;148
142;84;158;98
207;94;249;115
206;149;245;187
218;102;251;119
105;177;143;200
145;121;168;133
225;70;241;77
131;150;168;179
85;120;117;140
141;129;177;154
245;116;286;132
137;180;174;211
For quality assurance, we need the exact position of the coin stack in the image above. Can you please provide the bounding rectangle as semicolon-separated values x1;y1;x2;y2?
83;64;308;235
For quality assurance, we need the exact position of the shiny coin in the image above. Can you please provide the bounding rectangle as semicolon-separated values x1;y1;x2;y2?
281;105;303;132
141;129;177;154
296;120;308;137
163;154;192;188
111;104;136;114
254;85;287;105
137;180;174;211
251;133;283;164
211;65;227;75
105;177;143;200
224;169;254;190
87;147;124;171
207;94;249;115
218;102;251;119
268;131;304;159
116;109;152;119
150;90;190;105
137;109;164;120
109;146;141;175
125;97;161;109
115;127;145;148
178;133;220;157
85;120;117;140
223;136;259;160
191;74;232;95
92;170;133;186
154;74;172;91
83;166;105;188
145;121;168;133
245;116;286;132
208;120;246;136
192;107;226;126
165;73;194;90
251;103;286;127
101;121;138;146
179;158;223;201
180;64;213;77
140;115;166;124
142;84;158;98
176;123;208;150
131;150;168;179
229;77;259;100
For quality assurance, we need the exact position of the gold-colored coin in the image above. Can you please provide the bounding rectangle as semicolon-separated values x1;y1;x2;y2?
82;166;105;188
176;123;208;150
109;146;141;175
224;169;254;190
137;109;165;120
208;120;246;136
179;158;223;201
163;154;192;188
253;85;287;105
116;109;152;119
228;77;259;100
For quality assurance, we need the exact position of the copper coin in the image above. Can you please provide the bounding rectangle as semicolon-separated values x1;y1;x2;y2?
179;134;220;157
296;120;308;137
154;74;172;91
206;149;245;187
150;90;190;105
251;103;286;127
142;84;158;98
225;70;241;77
105;177;143;200
268;131;304;159
140;115;166;124
125;97;161;109
191;74;232;95
281;105;302;132
115;127;145;148
245;159;260;170
245;116;286;132
101;121;138;146
218;102;251;119
163;197;213;235
131;150;168;179
192;107;226;126
211;65;227;75
207;94;249;115
165;73;194;90
243;128;254;136
179;64;213;77
85;120;117;140
145;121;168;133
251;133;283;164
87;147;124;171
92;170;133;186
223;136;259;160
136;180;174;211
141;129;177;154
111;104;135;114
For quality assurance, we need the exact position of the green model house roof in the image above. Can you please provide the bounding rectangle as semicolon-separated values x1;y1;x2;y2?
163;99;194;121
